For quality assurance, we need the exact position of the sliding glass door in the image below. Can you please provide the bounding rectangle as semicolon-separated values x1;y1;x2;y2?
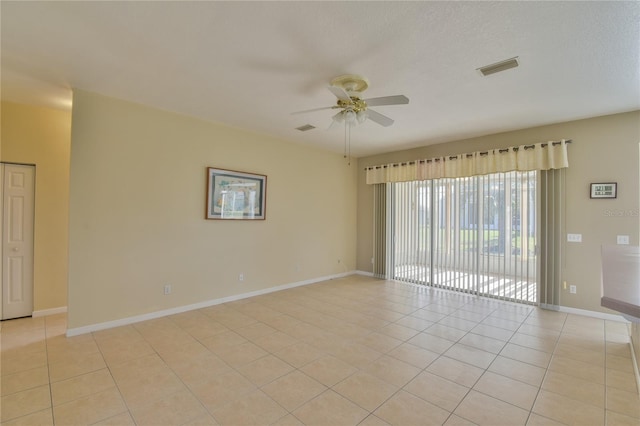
392;171;538;304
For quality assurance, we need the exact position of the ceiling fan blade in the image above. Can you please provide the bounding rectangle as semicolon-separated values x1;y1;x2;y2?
364;95;409;107
328;85;351;101
291;106;335;115
367;109;395;127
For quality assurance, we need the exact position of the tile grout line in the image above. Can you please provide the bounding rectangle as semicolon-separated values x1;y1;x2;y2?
91;328;136;425
447;304;537;425
512;305;560;426
160;314;229;424
43;315;55;425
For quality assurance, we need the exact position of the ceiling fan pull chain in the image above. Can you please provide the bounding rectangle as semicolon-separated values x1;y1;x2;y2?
344;120;347;159
347;122;352;166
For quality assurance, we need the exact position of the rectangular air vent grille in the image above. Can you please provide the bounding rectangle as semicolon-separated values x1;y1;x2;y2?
295;124;316;132
478;57;519;76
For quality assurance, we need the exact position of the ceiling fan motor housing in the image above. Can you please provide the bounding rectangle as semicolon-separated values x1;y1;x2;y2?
330;74;370;97
337;97;367;112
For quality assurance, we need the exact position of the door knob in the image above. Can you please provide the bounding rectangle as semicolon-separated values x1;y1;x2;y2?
12;247;19;252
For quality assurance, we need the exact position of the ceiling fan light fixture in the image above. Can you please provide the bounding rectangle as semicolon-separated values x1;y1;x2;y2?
478;56;519;76
344;109;357;123
357;110;368;124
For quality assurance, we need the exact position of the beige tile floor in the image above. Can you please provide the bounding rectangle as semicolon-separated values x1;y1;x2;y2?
1;275;639;425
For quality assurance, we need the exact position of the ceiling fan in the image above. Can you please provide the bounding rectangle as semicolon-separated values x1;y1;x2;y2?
293;74;409;127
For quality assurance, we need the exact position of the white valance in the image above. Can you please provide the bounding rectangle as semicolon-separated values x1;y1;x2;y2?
366;139;570;184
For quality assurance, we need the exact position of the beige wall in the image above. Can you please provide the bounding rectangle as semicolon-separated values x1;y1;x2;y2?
0;101;71;312
5;91;636;327
68;90;357;329
357;111;640;313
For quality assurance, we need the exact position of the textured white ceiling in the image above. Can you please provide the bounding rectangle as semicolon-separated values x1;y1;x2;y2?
2;1;639;157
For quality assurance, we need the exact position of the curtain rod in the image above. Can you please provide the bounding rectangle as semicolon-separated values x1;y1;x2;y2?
364;139;572;171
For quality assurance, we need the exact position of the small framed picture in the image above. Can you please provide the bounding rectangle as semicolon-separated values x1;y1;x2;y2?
206;167;267;220
590;182;617;199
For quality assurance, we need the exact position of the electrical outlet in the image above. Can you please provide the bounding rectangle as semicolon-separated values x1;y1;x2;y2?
567;233;582;243
239;273;244;282
164;285;172;295
570;285;577;294
617;235;630;245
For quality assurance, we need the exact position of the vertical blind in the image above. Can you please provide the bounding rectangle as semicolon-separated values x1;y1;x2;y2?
390;171;538;304
369;140;570;307
539;168;565;310
372;184;387;279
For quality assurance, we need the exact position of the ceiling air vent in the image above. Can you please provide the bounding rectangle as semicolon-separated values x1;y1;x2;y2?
478;57;519;76
295;124;316;132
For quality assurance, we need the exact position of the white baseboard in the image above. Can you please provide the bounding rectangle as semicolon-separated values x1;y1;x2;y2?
629;338;640;396
64;272;632;337
555;305;630;323
66;271;355;337
33;306;67;317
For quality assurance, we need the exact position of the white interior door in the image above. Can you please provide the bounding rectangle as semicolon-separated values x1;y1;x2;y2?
1;164;35;320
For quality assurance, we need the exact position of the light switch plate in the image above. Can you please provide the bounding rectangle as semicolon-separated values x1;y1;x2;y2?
617;235;630;245
567;233;582;243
